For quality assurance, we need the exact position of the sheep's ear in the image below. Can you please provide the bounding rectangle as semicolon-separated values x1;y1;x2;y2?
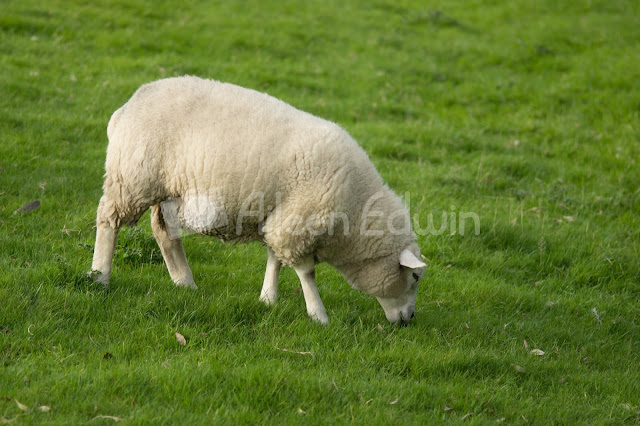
399;248;426;269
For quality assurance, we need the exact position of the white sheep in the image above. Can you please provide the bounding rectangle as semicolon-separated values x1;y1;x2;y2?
91;76;426;324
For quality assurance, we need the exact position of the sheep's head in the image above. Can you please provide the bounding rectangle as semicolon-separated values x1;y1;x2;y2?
342;243;426;324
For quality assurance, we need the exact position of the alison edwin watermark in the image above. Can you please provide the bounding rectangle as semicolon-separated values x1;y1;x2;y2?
159;190;480;239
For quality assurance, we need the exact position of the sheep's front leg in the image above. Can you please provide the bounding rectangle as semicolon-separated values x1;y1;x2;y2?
293;258;329;325
260;247;281;305
151;204;196;289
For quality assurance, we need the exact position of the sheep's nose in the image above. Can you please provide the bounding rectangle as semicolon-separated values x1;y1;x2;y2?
400;311;415;326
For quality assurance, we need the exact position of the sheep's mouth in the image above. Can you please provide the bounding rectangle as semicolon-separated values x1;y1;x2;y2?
399;311;415;326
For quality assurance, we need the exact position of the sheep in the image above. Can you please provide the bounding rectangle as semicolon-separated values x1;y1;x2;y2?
91;76;426;325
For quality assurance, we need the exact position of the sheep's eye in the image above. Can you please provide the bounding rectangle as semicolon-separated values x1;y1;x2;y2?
412;272;419;281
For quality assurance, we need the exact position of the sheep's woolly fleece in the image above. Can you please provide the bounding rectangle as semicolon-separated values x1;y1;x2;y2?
101;77;412;265
94;76;425;323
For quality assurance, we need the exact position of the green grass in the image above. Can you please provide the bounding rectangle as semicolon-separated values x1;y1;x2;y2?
1;0;639;423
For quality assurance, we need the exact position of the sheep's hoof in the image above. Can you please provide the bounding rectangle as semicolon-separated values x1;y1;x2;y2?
174;279;197;290
259;292;277;306
87;270;109;288
309;312;329;326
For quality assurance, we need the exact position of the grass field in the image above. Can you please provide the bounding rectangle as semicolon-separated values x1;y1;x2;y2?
1;0;639;423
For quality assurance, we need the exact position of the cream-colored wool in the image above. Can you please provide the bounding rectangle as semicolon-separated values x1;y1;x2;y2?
92;76;426;324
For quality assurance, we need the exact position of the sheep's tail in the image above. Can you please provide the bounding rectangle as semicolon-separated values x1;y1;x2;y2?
107;106;125;141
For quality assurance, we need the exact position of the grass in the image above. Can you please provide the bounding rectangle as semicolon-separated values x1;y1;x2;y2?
1;0;639;423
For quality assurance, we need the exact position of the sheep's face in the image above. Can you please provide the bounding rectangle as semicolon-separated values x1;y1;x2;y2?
346;244;426;324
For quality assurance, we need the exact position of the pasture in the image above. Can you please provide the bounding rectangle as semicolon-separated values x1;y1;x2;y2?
1;0;639;423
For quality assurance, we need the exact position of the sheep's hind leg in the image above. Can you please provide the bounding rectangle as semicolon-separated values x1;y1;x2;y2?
260;247;281;305
151;204;196;289
293;258;329;325
91;224;118;286
91;196;120;286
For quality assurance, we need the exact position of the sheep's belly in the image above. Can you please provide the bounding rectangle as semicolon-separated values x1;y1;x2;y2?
159;198;262;243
